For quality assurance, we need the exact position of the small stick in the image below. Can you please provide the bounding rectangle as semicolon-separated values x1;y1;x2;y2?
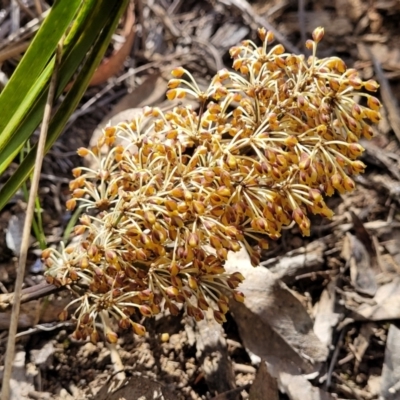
298;0;307;52
0;39;63;400
33;0;43;16
0;280;61;311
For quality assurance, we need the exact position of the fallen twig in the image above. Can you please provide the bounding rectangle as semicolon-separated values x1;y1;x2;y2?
0;280;61;311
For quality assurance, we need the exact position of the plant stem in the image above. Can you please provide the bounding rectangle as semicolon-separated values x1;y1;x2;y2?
0;38;63;400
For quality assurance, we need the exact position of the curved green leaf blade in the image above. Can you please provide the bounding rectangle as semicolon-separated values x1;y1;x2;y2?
0;0;111;176
0;0;130;211
0;0;81;152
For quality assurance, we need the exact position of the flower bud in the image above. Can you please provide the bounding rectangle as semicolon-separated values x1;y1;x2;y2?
305;40;314;50
213;310;227;324
171;67;185;78
233;291;245;303
187;232;199;248
312;27;324;43
90;330;100;344
367;96;381;111
186;276;198;292
106;331;118;343
257;27;267;41
66;198;77;211
139;305;153;317
166;286;179;298
132;322;146;336
364;79;379;92
58;309;69;321
77;147;89;157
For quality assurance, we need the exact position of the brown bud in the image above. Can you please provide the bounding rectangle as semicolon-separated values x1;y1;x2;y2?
139;305;153;317
210;235;222;249
144;210;156;225
166;286;179;298
69;269;78;281
171;67;185;78
66;198;77;211
348;143;364;157
217;299;229;314
257;27;267;41
192;201;205;215
77;147;90;157
229;241;241;252
166;302;180;316
171;275;183;288
169;261;180;277
170;187;184;198
233;291;245;303
305;40;314;50
138;289;153;301
299;152;311;170
187;232;199;248
217;186;231;198
90;330;100;344
72;330;82;341
312;27;324;43
198;297;209;310
165;199;178;211
74;225;86;236
105;250;117;264
367;96;381;111
188;276;198;291
106;331;118;343
217;247;228;260
72;167;82;177
41;248;51;259
88;244;98;259
364;79;379;92
213;310;227;324
58;309;69;321
231;272;245;283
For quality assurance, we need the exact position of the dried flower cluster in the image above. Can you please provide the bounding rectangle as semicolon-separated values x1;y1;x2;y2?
43;27;380;343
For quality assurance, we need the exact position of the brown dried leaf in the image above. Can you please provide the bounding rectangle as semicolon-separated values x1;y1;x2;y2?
89;3;136;86
341;232;378;296
265;240;326;283
352;277;400;320
248;362;279;400
225;247;328;374
313;279;340;346
380;324;400;399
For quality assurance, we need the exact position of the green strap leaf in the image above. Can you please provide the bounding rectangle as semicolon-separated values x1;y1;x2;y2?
0;0;111;176
0;0;130;211
0;0;81;151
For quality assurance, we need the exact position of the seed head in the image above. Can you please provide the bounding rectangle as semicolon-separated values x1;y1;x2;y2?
44;27;379;341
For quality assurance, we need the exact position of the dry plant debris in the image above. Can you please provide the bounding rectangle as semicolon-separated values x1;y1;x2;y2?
2;0;400;399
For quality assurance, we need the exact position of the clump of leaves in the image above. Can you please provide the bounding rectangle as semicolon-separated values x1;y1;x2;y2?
43;27;380;343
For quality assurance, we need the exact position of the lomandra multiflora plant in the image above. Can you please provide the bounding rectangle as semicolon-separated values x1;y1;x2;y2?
43;27;380;343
